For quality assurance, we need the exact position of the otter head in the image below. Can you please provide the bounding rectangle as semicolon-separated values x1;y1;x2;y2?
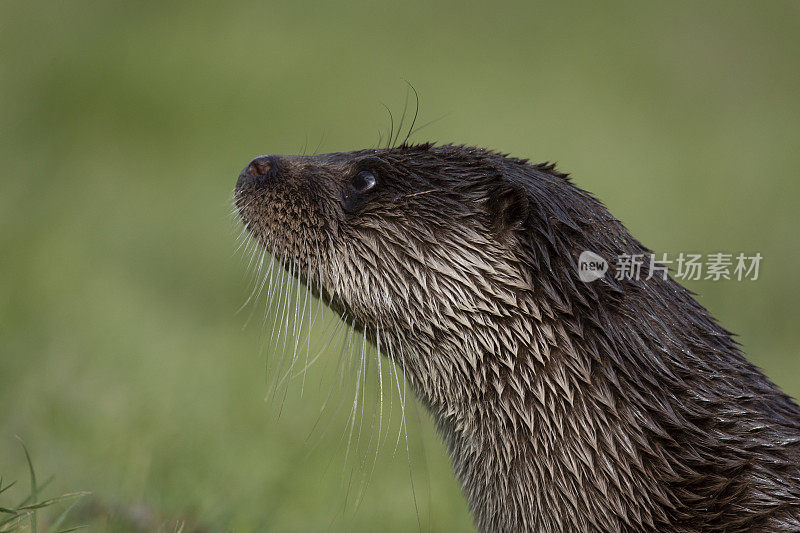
233;144;554;391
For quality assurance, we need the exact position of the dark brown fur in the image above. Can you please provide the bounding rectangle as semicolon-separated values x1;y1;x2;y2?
234;143;800;532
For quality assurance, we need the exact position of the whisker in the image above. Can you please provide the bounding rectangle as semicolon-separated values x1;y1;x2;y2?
278;311;345;389
261;243;281;318
288;253;305;370
408;112;450;139
238;247;268;315
277;258;302;417
380;102;394;150
400;189;437;200
268;257;289;344
316;315;357;463
402;81;420;146
342;325;367;503
383;337;396;451
393;84;411;148
242;248;277;328
311;242;325;329
354;321;384;513
296;246;313;396
267;258;292;409
399;344;422;533
351;328;375;504
392;341;408;455
313;131;327;156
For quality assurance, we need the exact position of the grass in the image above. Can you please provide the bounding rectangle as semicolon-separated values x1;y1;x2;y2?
0;440;88;533
2;1;799;531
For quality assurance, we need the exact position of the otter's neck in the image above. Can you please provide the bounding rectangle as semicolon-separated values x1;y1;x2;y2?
397;279;800;532
407;314;645;532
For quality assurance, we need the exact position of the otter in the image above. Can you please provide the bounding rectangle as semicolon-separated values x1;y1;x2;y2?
233;143;800;532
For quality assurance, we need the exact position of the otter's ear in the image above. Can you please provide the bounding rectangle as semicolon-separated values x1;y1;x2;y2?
486;182;529;236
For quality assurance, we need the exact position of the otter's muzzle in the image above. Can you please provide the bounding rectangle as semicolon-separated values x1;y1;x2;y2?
236;155;276;189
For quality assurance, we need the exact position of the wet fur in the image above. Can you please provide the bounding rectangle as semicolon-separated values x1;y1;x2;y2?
234;143;800;532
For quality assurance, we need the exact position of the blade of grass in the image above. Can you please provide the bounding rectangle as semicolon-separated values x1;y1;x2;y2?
16;438;37;533
0;480;17;497
15;476;54;509
54;526;88;533
47;497;85;533
17;492;91;512
0;510;32;531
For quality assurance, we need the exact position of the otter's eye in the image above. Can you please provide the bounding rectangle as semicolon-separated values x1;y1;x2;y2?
351;170;377;193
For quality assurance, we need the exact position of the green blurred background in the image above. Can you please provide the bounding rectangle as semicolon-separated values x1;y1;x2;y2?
2;1;799;531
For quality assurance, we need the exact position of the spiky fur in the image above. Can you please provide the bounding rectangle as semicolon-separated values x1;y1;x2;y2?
235;143;800;532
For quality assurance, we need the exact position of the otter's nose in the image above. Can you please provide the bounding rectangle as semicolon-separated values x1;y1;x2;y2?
236;155;274;189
